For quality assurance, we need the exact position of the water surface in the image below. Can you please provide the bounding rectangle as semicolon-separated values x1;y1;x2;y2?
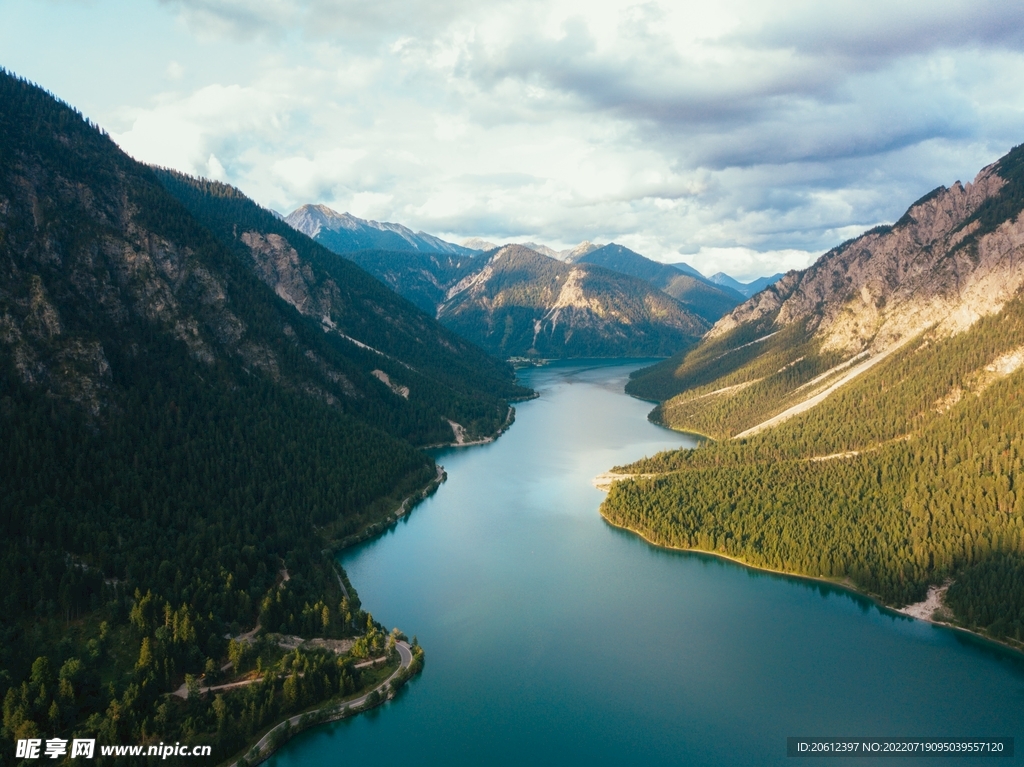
270;360;1024;766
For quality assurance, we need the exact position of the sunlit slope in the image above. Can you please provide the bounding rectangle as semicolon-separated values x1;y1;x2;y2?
576;243;743;322
310;238;712;358
438;245;710;358
604;144;1024;643
604;298;1024;611
627;144;1024;437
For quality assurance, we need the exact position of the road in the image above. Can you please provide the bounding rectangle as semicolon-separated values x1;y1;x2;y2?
230;640;414;766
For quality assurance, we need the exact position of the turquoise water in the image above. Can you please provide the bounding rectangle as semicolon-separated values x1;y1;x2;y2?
269;360;1024;765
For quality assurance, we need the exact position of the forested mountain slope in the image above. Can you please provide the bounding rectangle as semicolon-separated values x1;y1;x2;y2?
436;245;710;358
154;169;528;438
314;241;710;358
338;247;479;315
577;244;742;322
603;143;1024;646
0;71;522;761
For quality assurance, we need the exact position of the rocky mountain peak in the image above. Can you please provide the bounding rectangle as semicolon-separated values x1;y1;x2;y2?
284;204;475;256
710;145;1024;355
562;241;600;262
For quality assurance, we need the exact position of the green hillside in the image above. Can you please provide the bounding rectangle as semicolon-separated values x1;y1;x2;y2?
603;144;1024;647
604;298;1024;618
0;70;522;763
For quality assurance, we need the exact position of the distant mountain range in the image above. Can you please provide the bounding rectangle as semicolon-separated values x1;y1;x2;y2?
460;238;600;262
339;244;709;357
286;204;478;257
284;204;786;301
436;245;709;358
576;244;744;322
284;206;789;355
708;271;786;298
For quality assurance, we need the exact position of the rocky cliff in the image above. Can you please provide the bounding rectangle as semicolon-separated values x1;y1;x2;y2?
437;245;709;358
628;143;1024;430
712;154;1023;354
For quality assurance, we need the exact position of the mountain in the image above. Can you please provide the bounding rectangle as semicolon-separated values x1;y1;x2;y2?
286;203;478;256
627;147;1024;411
577;243;742;322
602;143;1024;645
461;239;600;261
560;241;601;261
315;240;710;359
669;260;706;279
0;70;527;758
709;271;785;297
436;245;709;358
462;237;497;251
518;241;562;259
333;248;476;315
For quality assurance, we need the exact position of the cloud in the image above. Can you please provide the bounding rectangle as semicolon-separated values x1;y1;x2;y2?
673;247;818;282
744;0;1024;60
92;0;1024;279
159;0;481;43
112;83;295;178
158;0;298;40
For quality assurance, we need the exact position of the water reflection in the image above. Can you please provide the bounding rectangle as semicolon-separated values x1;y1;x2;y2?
269;359;1024;767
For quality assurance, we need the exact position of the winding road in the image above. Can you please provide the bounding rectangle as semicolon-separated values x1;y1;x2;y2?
230;640;414;767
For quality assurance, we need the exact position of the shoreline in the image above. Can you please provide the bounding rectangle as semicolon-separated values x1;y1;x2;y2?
423;401;525;450
598;511;1024;658
224;641;420;767
221;459;445;765
332;464;447;551
628;397;718;442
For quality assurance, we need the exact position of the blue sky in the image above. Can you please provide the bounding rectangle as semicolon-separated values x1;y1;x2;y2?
4;0;1024;279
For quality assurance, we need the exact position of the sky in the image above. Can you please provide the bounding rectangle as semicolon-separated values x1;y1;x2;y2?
3;1;1024;279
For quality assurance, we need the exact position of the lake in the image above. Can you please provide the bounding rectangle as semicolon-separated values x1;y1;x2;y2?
268;360;1024;765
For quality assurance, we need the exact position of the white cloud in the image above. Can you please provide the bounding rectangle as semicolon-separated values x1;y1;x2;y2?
672;247;818;282
74;0;1024;278
206;153;226;180
111;83;294;178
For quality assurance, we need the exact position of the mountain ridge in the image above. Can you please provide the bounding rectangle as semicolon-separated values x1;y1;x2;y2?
436;245;710;358
709;271;785;298
576;243;743;322
286;203;478;257
602;141;1024;645
328;243;713;359
628;145;1024;417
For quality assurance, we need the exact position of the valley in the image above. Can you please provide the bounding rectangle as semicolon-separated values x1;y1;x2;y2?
0;71;520;764
3;54;1024;767
285;203;764;358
